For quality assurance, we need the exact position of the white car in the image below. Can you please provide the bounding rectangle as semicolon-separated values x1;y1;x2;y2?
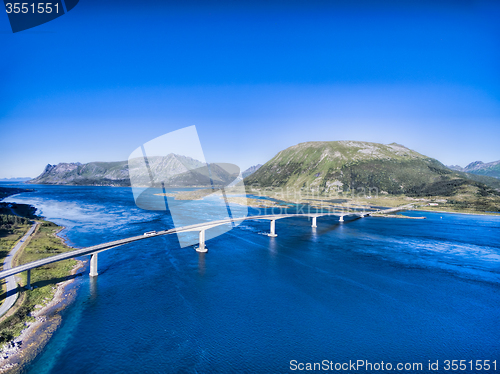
143;231;157;236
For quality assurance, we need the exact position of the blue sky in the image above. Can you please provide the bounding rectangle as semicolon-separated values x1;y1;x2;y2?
1;0;500;177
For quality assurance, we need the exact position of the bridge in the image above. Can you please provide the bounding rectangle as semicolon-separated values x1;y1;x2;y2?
0;204;413;291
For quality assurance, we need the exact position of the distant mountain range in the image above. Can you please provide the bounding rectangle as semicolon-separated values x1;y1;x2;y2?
0;177;32;182
447;160;500;179
28;161;131;186
242;164;262;178
25;143;500;211
28;154;239;188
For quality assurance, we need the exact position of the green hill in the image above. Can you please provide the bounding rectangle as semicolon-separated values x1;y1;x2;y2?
245;141;500;211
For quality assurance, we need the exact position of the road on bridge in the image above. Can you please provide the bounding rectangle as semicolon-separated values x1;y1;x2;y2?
0;205;415;287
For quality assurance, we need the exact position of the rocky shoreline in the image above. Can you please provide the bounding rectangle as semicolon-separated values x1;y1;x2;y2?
0;215;85;374
0;259;84;374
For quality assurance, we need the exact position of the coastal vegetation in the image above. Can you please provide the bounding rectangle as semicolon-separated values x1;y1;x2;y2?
0;220;77;341
0;201;36;281
0;188;32;201
0;216;31;284
0;206;78;354
244;186;500;216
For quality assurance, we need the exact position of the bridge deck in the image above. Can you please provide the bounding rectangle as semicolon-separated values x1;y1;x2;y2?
0;205;413;280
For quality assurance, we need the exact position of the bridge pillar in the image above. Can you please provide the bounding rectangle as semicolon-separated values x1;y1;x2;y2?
268;220;277;237
311;217;317;228
196;230;208;253
90;253;98;277
339;216;344;223
26;269;32;290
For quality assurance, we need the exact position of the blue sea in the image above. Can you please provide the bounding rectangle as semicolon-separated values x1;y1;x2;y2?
2;183;500;374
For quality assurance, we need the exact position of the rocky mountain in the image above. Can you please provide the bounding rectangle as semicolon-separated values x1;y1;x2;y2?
28;161;131;186
462;160;500;179
245;141;500;202
28;154;239;188
242;164;262;178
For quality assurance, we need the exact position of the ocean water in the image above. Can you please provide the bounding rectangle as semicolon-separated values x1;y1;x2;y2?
2;184;500;374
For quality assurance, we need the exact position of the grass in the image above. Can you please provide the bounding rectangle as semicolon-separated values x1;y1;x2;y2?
0;222;31;263
247;186;500;216
225;196;285;208
0;219;31;306
0;219;78;346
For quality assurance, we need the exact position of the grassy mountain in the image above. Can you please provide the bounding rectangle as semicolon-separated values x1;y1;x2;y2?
28;154;238;187
245;141;500;211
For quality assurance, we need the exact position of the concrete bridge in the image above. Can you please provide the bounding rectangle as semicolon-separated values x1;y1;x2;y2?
0;204;413;291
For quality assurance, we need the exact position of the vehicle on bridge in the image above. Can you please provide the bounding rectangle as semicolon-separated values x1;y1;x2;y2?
0;205;413;292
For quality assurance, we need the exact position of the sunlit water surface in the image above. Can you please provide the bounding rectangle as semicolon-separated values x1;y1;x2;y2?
2;184;499;374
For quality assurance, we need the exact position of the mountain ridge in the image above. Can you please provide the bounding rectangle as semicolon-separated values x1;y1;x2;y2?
447;160;500;179
28;154;238;188
28;161;130;186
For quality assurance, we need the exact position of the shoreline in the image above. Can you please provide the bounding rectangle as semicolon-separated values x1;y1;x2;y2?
0;217;85;374
5;183;498;217
413;208;500;217
0;260;84;374
52;225;74;248
154;188;500;217
248;190;500;217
